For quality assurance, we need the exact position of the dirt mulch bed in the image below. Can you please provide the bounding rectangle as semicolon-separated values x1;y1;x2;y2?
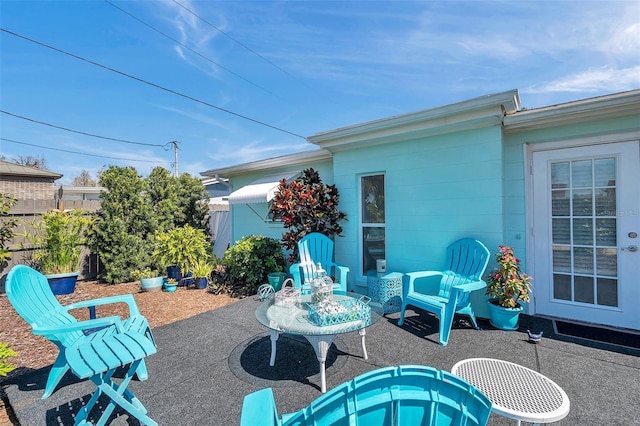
0;279;239;425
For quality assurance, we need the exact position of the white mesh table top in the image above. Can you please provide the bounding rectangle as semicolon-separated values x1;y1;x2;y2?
452;358;570;423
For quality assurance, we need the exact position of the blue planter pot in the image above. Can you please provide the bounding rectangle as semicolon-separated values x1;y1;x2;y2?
487;300;523;331
193;277;208;289
46;272;80;295
167;266;182;282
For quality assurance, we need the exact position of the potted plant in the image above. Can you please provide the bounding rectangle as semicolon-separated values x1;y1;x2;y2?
131;268;164;292
21;209;94;295
486;245;533;330
164;277;178;292
152;225;211;284
190;259;213;290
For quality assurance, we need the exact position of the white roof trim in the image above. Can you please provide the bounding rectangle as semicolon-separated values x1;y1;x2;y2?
228;171;300;205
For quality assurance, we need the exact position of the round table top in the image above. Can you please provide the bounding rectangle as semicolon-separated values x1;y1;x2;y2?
255;293;383;336
451;358;570;424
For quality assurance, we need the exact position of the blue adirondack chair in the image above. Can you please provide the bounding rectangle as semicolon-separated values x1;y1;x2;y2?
289;233;349;294
5;265;155;399
240;364;492;426
398;238;490;346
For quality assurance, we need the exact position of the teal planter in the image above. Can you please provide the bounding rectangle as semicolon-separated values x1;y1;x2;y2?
487;300;523;331
267;272;287;291
140;276;164;292
164;283;178;292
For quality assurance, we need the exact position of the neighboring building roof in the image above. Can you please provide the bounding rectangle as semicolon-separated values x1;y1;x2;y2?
0;160;63;179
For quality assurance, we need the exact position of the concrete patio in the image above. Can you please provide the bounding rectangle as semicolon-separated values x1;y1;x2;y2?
4;295;639;425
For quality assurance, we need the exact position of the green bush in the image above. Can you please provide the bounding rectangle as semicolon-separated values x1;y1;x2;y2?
152;225;211;273
223;235;287;296
0;193;18;270
0;341;17;377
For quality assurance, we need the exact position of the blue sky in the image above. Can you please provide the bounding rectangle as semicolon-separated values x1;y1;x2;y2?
1;1;638;184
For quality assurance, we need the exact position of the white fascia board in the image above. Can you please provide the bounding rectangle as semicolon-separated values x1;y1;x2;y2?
200;149;331;178
308;90;520;150
504;89;640;132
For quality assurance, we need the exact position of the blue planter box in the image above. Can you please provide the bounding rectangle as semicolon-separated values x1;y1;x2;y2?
46;272;80;295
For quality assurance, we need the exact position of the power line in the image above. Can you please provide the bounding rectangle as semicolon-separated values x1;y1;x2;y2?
104;0;276;96
0;27;306;140
1;138;170;164
1;110;166;148
171;0;296;79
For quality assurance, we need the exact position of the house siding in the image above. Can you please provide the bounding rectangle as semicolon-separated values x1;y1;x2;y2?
332;125;505;293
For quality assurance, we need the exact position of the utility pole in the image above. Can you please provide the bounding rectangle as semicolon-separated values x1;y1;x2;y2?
170;141;179;177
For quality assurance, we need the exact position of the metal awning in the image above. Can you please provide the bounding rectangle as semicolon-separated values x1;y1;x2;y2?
228;171;300;205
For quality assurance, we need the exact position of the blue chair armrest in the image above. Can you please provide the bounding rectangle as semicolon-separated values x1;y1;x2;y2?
65;294;141;316
33;316;123;335
241;388;280;426
453;279;487;294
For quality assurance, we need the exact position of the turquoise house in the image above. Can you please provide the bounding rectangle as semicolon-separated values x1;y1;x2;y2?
202;89;640;330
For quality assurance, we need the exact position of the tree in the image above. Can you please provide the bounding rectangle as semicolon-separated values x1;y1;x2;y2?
14;155;48;170
71;170;97;187
92;166;154;283
147;167;179;233
269;168;347;260
175;173;210;232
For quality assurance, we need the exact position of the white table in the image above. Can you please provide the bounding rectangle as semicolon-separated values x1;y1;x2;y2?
451;358;570;425
255;293;383;393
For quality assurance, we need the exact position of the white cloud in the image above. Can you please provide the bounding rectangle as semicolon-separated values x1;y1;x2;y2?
524;66;640;94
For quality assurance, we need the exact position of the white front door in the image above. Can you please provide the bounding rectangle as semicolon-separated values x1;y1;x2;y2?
531;140;640;330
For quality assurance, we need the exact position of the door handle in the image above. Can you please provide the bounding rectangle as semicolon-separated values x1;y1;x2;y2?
621;245;638;252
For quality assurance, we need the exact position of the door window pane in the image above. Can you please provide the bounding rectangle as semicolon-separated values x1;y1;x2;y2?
361;174;385;275
595;218;617;246
552;218;570;244
595;188;616;216
572;218;593;245
572;189;593;215
573;247;594;274
552;246;571;272
597;278;618;307
572;160;592;187
552;190;570;216
596;248;617;277
551;162;570;189
553;274;571;300
594;158;616;187
574;276;594;304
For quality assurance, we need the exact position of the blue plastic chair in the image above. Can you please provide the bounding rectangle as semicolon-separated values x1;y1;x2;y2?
289;233;349;294
398;239;490;346
240;365;492;425
5;265;155;399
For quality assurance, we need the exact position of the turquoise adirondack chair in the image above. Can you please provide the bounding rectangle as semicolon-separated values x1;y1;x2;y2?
5;265;155;399
240;364;492;426
398;238;490;346
289;233;349;294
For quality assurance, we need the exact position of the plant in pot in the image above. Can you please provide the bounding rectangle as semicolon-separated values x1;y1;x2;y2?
152;225;211;285
131;267;163;293
164;277;178;292
486;245;533;331
190;258;214;290
21;209;94;295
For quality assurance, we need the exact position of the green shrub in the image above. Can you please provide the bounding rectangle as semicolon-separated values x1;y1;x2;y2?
0;341;17;377
0;193;18;270
152;225;211;273
223;235;286;296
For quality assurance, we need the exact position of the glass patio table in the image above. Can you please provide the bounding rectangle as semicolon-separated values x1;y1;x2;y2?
255;293;383;393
